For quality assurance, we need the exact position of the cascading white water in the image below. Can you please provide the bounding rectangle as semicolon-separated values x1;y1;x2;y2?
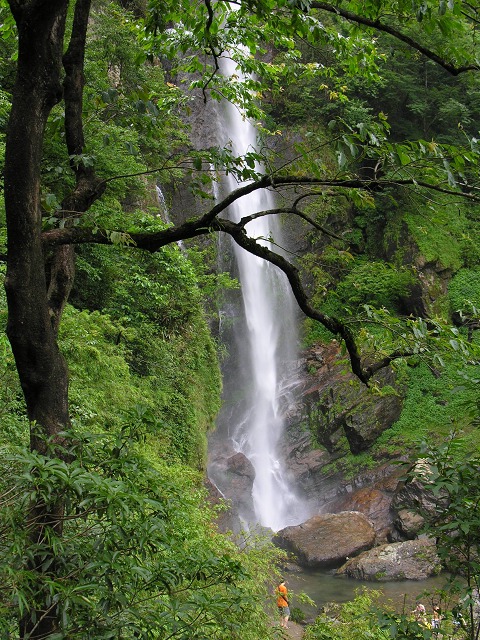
155;184;168;217
156;184;184;250
215;58;311;532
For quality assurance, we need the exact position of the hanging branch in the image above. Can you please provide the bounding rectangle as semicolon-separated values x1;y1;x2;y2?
214;216;411;384
310;1;480;75
239;198;346;241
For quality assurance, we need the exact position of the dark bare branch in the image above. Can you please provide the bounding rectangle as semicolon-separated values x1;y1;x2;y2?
216;217;414;384
237;205;345;241
42;217;213;250
40;168;477;384
42;170;480;250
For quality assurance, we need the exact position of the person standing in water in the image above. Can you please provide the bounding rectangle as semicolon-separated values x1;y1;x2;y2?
276;579;290;629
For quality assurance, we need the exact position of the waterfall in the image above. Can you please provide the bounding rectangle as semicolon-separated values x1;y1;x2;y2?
155;184;168;217
156;184;184;250
212;57;311;532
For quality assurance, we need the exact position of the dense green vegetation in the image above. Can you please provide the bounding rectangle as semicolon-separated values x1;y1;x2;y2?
281;18;480;473
0;2;288;636
0;0;479;637
0;149;283;638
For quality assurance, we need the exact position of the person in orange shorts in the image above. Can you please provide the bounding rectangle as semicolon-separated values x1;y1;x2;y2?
276;579;290;629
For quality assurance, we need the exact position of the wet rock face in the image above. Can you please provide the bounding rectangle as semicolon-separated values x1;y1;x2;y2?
337;537;442;581
275;342;406;526
278;345;406;502
295;343;405;456
273;511;376;569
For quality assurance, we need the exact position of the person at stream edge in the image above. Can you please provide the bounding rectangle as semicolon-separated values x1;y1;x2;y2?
276;579;290;629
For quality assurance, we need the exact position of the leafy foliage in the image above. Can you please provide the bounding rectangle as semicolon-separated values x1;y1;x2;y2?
448;268;480;317
1;0;480;636
304;589;392;640
335;260;416;311
402;437;480;640
0;427;282;639
68;239;222;468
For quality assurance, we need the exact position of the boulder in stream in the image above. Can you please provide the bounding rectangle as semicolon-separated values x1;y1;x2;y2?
336;537;441;581
273;511;376;569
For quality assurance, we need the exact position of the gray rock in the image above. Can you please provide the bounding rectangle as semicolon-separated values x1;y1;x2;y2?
337;537;441;581
394;508;425;539
207;448;256;527
392;458;449;519
273;511;376;569
223;452;255;513
322;486;395;543
204;478;238;534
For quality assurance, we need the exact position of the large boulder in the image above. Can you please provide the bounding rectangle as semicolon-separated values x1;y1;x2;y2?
391;458;450;539
392;459;443;516
322;486;394;543
394;508;425;540
207;448;256;527
273;511;376;569
337;537;441;581
204;478;239;534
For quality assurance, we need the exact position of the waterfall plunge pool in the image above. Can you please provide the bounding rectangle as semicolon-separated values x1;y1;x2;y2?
284;569;448;617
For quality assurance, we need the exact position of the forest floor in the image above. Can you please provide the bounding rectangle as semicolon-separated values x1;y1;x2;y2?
273;620;305;639
286;621;305;638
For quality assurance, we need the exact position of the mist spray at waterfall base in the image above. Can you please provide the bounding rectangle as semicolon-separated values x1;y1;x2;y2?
208;58;312;533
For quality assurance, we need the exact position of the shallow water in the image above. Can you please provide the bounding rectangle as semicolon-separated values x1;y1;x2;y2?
285;569;448;616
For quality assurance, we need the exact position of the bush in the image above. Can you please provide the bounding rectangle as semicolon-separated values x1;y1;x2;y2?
336;260;416;311
304;590;391;640
0;428;283;639
448;267;480;316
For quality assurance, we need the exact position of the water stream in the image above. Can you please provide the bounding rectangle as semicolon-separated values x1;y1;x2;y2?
204;52;449;617
210;56;311;532
286;569;448;615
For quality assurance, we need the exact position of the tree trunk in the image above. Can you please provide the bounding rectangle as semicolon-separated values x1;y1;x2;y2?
5;0;70;444
4;1;70;636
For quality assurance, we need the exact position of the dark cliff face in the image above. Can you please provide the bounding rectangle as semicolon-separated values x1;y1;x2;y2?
207;339;408;539
278;342;405;501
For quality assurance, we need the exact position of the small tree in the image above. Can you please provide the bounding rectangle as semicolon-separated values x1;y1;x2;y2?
406;435;480;640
